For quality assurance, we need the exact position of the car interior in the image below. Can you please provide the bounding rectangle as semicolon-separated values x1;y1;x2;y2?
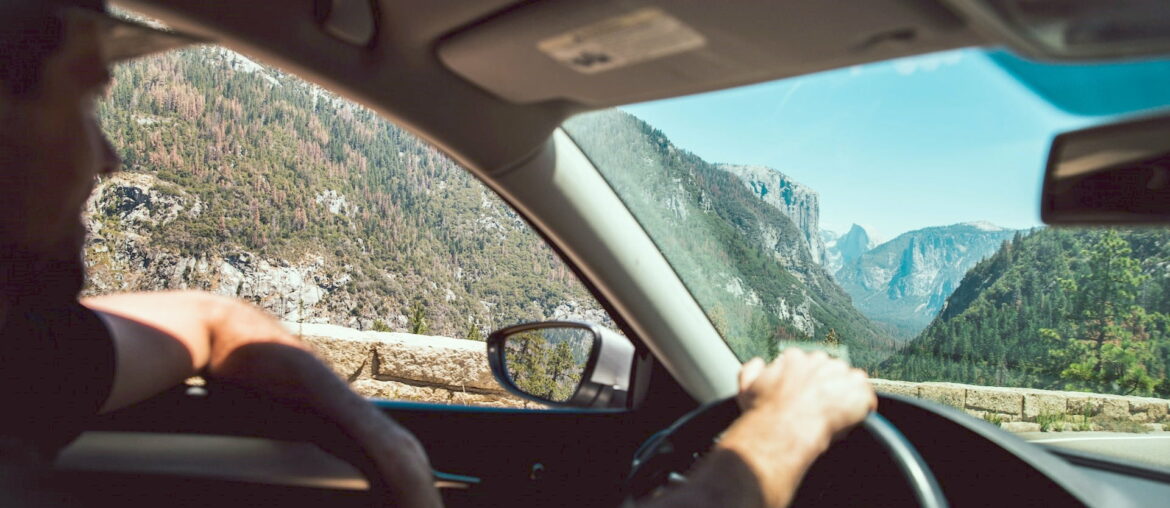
31;0;1170;506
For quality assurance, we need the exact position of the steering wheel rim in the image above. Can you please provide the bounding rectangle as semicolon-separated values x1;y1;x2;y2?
624;397;948;508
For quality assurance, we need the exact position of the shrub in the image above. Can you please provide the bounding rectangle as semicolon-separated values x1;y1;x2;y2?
982;413;1005;427
1036;412;1062;432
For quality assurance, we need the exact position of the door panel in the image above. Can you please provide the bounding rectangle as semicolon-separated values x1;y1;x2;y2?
84;380;683;507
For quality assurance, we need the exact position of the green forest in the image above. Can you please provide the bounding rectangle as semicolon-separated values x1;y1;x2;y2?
504;330;590;402
881;228;1170;398
90;47;605;338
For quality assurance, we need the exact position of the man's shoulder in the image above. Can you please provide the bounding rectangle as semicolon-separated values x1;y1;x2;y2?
0;294;116;457
0;296;116;366
1;296;100;336
0;296;8;333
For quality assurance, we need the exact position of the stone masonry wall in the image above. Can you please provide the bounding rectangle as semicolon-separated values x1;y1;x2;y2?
292;322;1170;426
291;323;533;408
872;379;1170;432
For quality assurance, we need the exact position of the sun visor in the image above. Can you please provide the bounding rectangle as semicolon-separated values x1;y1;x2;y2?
438;0;983;106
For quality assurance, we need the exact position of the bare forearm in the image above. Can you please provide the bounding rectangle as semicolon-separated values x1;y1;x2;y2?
200;297;442;507
639;413;826;508
85;290;442;507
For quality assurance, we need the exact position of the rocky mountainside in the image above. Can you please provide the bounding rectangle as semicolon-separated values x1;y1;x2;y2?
720;164;824;263
564;111;895;366
87;46;607;338
832;222;1017;338
88;45;898;365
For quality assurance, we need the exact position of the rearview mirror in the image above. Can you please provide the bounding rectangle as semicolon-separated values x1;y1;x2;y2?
945;0;1170;61
486;321;635;409
1042;113;1170;224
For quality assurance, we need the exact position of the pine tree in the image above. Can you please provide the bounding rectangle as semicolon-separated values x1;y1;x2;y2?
465;323;483;341
408;302;429;335
546;340;580;402
1044;231;1161;395
506;332;554;399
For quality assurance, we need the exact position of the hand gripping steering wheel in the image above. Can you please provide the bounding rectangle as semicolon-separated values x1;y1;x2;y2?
624;397;948;508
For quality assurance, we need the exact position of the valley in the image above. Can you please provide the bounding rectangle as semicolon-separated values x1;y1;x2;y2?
89;45;1169;397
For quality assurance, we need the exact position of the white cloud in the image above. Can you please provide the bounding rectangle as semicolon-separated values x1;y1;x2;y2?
892;49;967;76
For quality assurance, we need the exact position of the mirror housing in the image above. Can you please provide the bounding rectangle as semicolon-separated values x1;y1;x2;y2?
1042;113;1170;224
944;0;1170;61
486;321;636;409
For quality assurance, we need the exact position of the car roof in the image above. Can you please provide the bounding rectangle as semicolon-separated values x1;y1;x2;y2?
120;0;986;174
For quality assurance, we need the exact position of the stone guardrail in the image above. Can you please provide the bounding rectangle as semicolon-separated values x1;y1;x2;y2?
290;323;532;408
871;379;1170;433
292;323;1170;428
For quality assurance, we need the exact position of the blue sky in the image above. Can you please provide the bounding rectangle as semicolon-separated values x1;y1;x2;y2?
622;48;1170;241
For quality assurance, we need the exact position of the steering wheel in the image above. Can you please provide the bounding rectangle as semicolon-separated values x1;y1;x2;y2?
624;397;948;508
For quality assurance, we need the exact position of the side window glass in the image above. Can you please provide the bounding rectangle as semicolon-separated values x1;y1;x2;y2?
91;46;613;408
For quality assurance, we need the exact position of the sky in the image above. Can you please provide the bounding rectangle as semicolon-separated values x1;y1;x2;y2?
621;48;1170;241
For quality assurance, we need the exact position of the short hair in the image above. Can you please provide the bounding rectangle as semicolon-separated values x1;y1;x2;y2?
0;3;66;97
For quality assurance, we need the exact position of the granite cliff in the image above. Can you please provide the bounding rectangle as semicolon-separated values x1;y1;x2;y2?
721;164;824;263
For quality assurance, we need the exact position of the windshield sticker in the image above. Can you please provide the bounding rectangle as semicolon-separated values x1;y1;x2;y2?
537;8;706;74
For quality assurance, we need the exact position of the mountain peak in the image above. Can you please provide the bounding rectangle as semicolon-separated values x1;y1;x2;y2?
842;224;877;249
821;223;873;275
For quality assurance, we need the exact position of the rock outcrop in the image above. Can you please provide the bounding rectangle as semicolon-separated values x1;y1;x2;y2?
721;164;825;263
81;172;609;336
84;175;372;327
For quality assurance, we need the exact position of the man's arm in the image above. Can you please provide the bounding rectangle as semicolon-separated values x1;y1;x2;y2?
82;290;443;508
638;349;877;508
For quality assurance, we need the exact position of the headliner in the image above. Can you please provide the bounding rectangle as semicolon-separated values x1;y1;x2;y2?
118;0;987;174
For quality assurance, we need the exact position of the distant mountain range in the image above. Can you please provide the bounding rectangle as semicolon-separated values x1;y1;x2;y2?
565;111;896;365
827;222;1020;338
687;145;1017;343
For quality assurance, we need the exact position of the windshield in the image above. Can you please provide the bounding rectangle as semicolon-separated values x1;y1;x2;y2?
563;47;1170;467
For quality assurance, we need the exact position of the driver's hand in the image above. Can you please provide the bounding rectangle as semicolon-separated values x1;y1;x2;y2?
736;348;876;441
716;348;876;508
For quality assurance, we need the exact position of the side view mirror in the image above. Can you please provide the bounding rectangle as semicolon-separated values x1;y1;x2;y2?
486;321;635;409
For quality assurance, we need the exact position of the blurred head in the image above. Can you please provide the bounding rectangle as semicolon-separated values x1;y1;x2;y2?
0;1;196;299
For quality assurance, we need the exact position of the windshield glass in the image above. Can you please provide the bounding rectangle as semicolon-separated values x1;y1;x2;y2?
563;47;1170;467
